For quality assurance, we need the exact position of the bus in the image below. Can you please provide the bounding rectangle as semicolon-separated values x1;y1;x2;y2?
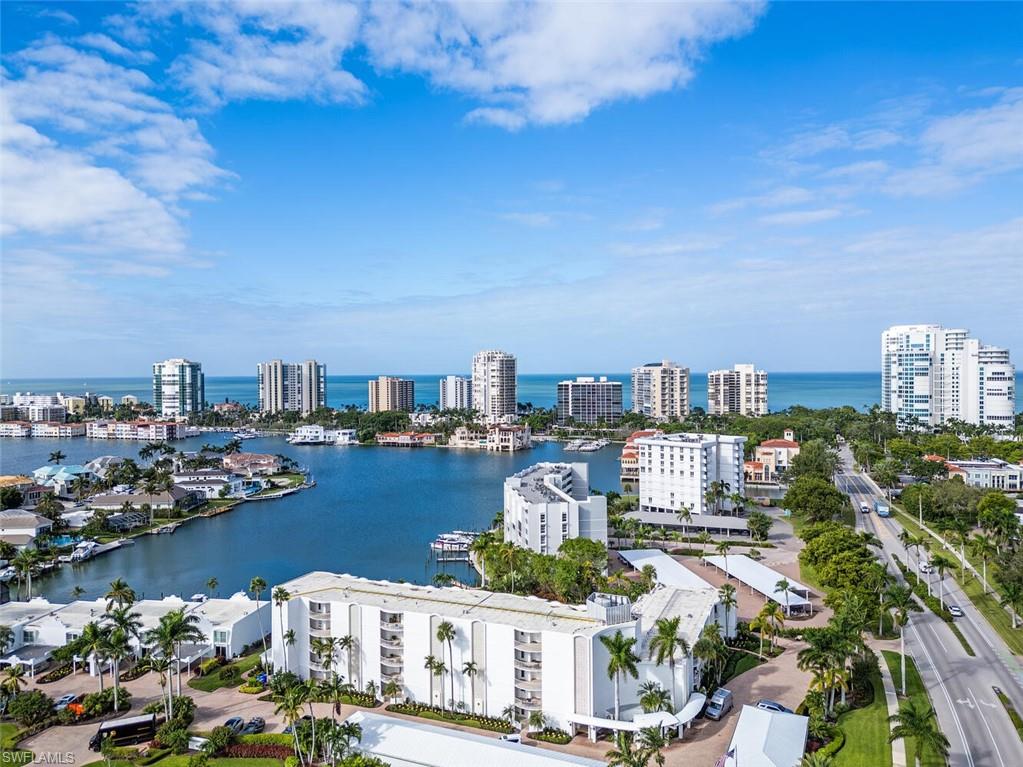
88;713;157;751
874;499;890;517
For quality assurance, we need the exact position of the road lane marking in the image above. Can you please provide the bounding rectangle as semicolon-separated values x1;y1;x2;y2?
968;687;1006;767
910;622;975;767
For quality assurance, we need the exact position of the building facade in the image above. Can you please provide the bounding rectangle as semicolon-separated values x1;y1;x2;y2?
471;350;517;422
271;571;728;732
631;361;690;420
152;358;205;418
257;359;326;415
439;375;472;410
368;377;415;413
633;433;747;523
945;459;1022;491
750;429;800;482
881;325;1016;429
707;365;767;417
556;377;623;426
503;463;607;555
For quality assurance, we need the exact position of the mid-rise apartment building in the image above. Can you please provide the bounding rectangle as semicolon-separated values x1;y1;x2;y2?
257;359;326;415
503;463;607;555
472;350;517;422
945;459;1022;492
367;377;415;413
152;358;205;418
707;364;768;417
556;377;623;426
881;325;1015;429
271;571;728;732
631;360;690;420
633;432;747;523
438;375;472;410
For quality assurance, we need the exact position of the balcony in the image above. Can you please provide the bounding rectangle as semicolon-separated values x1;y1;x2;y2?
515;696;543;711
514;640;542;653
515;677;543;692
381;668;403;680
381;655;404;667
380;636;403;649
381;620;404;631
513;657;541;671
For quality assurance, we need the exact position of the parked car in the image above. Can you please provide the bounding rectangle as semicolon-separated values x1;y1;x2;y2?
756;699;793;713
55;693;83;711
705;688;734;720
948;604;964;618
241;717;265;735
284;715;313;734
499;733;521;743
224;717;245;734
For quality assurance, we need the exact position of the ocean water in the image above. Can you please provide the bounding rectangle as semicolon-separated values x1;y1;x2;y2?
0;371;933;412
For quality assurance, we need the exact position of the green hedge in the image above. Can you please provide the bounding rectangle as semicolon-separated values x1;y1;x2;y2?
384;703;514;733
238;733;293;746
532;728;572;745
816;727;847;758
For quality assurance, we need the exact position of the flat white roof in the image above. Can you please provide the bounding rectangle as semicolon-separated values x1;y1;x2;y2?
620;549;714;590
703;555;811;607
348;711;605;767
280;571;610;635
634;585;721;649
0;599;65;625
725;705;808;767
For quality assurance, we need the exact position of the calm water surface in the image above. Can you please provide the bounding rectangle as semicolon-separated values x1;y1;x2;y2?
0;435;623;601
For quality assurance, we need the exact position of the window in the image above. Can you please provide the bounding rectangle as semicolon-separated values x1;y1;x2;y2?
23;630;37;643
213;630;229;644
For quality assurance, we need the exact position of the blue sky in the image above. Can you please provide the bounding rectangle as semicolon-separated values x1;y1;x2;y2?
2;1;1021;377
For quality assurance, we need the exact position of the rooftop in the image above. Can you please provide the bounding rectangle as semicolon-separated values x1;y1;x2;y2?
634;584;720;649
0;476;33;487
635;432;746;447
506;462;586;505
0;599;65;625
279;571;611;635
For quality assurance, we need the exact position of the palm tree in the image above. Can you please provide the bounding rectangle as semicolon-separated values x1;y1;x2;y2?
145;655;173;718
12;548;37;600
719;584;737;634
383;678;402;704
469;530;497;585
929;554;953;611
527;709;550;732
145;608;203;700
424;655;447;710
283;629;296;671
1;664;27;696
80;621;111;692
761;602;785;650
273;586;291;670
600;631;640;720
886;585;914;697
715;540;733;580
888;699;950;767
800;752;835;767
71;585;86;601
276;682;310;764
999;582;1023;629
637;726;668;767
311;636;339;678
497;542;523;593
249;576;269;660
318;671;348;723
693;624;728;688
969;535;996;594
647;616;689;711
104;628;133;711
676;506;693;540
461;660;478;711
336;634;355;687
436;620;457;711
697;531;712;566
48;450;66;465
606;731;649;767
206;577;218;598
775;577;792;616
638;681;672;713
105;578;136;611
750;612;771;656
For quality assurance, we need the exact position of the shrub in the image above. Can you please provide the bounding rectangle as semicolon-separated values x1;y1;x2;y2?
82;687;131;717
238;683;265;694
37;663;73;684
221;744;293;759
219;664;241;683
285;758;300;767
198;657;224;677
8;691;55;726
815;728;846;758
238;734;293;746
119;663;149;682
532;728;572;745
204;726;235;755
155;721;190;753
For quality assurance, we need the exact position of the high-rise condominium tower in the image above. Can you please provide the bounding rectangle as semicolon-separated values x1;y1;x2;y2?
556;376;623;425
631;360;690;420
439;375;472;410
257;359;326;415
881;324;1015;429
707;364;768;417
368;376;415;413
152;358;204;418
472;350;517;422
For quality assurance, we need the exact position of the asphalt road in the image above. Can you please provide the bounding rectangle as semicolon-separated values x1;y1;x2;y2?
837;445;1023;767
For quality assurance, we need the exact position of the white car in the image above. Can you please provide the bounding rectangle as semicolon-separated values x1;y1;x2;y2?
919;562;933;574
499;734;521;743
948;604;964;618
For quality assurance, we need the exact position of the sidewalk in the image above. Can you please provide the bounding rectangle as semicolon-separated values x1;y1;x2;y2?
877;653;906;767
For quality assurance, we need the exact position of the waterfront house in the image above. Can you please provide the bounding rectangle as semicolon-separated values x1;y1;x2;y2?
223;452;282;477
0;422;32;438
0;476;46;508
88;486;201;514
272;570;727;738
486;423;532;452
375;431;438;447
174;476;246;500
30;421;87;438
0;509;53;548
31;465;97;497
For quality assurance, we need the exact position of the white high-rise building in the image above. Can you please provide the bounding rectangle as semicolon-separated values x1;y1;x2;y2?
438;375;472;410
503;462;607;555
631;360;690;420
152;358;204;418
632;432;746;524
257;359;326;415
556;376;623;425
471;350;517;422
271;571;728;733
707;364;768;416
881;324;1015;429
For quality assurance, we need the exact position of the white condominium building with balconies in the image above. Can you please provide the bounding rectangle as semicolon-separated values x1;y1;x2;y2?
368;376;415;413
556;376;623;426
881;324;1015;429
152;358;205;418
633;432;746;524
503;462;607;555
631;360;690;420
271;571;728;734
257;359;326;415
472;350;517;422
439;375;472;410
707;364;767;417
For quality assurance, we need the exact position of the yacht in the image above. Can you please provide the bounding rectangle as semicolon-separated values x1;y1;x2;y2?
233;429;259;440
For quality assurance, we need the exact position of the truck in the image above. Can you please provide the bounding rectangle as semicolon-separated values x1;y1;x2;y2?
874;499;890;517
89;713;157;751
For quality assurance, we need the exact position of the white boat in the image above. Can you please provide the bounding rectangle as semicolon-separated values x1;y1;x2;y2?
233;429;259;440
564;439;586;452
190;593;209;602
71;541;100;562
429;531;478;551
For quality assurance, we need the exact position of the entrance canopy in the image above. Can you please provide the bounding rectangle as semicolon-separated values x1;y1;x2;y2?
620;549;713;590
676;692;707;726
703;555;811;610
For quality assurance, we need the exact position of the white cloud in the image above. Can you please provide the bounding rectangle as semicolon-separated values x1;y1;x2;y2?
708;185;814;215
499;211;556;228
758;208;844;226
77;33;156;63
362;1;764;127
612;234;730;258
820;160;889;179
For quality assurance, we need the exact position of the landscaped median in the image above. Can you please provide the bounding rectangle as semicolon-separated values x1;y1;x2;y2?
882;650;949;767
891;555;975;656
384;701;515;734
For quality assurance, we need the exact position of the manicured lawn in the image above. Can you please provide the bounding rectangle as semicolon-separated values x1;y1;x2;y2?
833;670;892;767
721;650;765;684
0;722;32;764
892;508;1023;656
882;650;948;767
188;651;264;692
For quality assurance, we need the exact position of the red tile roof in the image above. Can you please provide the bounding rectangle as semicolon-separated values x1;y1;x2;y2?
760;438;799;448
